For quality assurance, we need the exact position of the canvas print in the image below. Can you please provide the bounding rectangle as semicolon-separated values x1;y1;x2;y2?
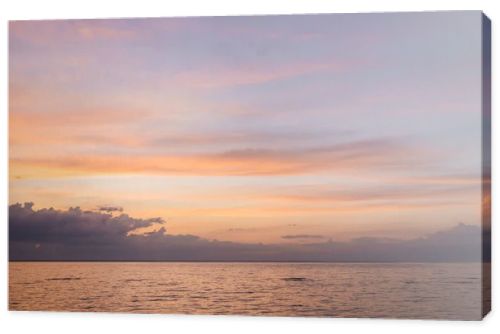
9;11;491;320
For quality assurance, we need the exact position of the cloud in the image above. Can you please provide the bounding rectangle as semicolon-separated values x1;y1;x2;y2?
261;180;477;209
9;106;152;148
75;24;137;41
97;206;124;213
9;203;485;262
11;137;421;177
10;20;139;45
173;60;347;89
281;234;325;240
227;227;258;232
9;202;163;245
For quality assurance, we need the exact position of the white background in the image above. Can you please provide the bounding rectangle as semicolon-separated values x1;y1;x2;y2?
0;0;498;333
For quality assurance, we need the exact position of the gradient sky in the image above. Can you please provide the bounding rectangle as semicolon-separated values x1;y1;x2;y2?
9;12;484;245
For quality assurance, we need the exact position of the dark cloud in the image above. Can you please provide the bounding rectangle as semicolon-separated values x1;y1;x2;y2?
9;202;163;245
9;203;484;262
98;205;123;213
282;234;325;240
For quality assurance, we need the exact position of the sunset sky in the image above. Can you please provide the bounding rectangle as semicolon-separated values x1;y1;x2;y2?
9;12;484;246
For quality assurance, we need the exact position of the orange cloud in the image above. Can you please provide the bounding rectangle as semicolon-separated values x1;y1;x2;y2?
9;107;152;147
11;106;149;127
10;138;418;178
260;182;476;204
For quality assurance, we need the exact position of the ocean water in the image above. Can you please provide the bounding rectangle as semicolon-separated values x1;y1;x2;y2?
9;262;482;320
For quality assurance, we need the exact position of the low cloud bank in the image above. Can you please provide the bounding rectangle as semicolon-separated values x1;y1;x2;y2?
9;203;485;262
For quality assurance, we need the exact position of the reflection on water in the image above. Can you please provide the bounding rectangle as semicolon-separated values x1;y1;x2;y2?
9;262;482;320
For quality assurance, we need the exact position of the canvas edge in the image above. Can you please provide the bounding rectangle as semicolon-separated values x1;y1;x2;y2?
481;11;492;320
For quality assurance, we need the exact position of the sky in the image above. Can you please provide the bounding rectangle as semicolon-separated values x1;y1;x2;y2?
8;12;487;260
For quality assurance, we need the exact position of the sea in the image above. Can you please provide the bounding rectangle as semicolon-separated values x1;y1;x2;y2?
9;262;483;320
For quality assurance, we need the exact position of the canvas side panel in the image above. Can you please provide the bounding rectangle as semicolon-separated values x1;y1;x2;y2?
481;12;492;319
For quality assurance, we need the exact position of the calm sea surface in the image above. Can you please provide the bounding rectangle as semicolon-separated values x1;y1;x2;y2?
9;262;482;320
